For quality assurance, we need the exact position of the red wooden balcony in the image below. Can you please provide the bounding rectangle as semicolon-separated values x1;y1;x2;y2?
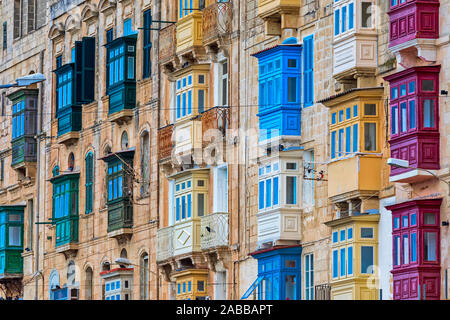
384;65;440;183
158;124;174;160
202;1;232;47
389;0;440;48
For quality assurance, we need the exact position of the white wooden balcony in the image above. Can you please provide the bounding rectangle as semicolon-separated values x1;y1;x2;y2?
156;226;174;263
200;212;229;251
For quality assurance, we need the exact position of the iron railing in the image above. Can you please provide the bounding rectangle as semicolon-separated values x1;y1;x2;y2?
200;212;229;250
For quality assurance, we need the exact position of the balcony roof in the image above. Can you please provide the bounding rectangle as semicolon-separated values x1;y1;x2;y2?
249;244;302;258
385;197;442;212
252;43;302;58
324;213;380;227
48;170;80;183
318;87;384;106
98;148;136;163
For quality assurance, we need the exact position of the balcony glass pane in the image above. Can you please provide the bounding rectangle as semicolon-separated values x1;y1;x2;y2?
364;123;376;151
424;213;436;225
423;99;435;128
285;275;296;300
364;104;376;115
361;246;374;273
402;234;409;264
8;226;21;246
422;79;434;92
409;100;416;129
361;2;372;28
424;232;436;261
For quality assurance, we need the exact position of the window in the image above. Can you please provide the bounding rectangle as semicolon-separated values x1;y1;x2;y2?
305;254;314;300
85;152;94;214
346;107;351;120
332;250;338;278
347;246;353;275
56;69;73;110
197;281;205;292
338;129;344;156
402;234;409;264
14;0;21;39
303;35;314;107
340;248;346;277
364;123;376;151
340;229;345;242
410;233;417;263
106;28;114;43
347;227;353;240
360;227;373;239
422;79;434;92
3;22;7;50
331;113;336;124
140;132;150;196
361;2;372;28
364;104;376;116
286;176;297;205
391;105;398;134
303;150;315;206
361;246;374;274
12;100;25;139
424;232;436;261
143;10;152;79
331;131;336;159
332;231;338;243
107;162;123;201
140;253;149;300
285;275;297;300
220;61;228;106
424;213;436;225
409;100;416;129
287;77;297;103
353;104;358;117
423;99;435;128
394;235;400;266
123;18;132;36
197;193;205;217
352;124;358;152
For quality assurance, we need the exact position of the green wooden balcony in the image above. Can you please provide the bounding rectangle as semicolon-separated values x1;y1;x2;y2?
0;205;25;278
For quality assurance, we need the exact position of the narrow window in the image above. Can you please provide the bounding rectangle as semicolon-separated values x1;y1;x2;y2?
347;246;353;275
361;246;374;273
352;124;358;152
411;233;417;263
402;234;409;264
409;100;416;129
197;193;205;217
361;2;372;28
331;131;336;159
286;176;297;205
287;77;297;103
400;102;407;132
340;248;346;276
423;99;435;128
424;232;436;261
364;123;376;151
332;250;339;278
364;104;376;116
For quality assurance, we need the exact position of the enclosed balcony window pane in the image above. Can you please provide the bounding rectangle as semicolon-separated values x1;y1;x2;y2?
353;104;358;117
400;84;406;96
347;227;353;240
332;231;338;243
339;110;343;122
394;236;400;266
287;77;297;103
285;275;297;300
361;246;374;274
409;100;416;129
286;176;297;205
8;226;21;246
391;105;398;134
364;104;376;115
340;248;345;276
198;90;205;113
273;177;279;205
364;123;376;151
265;179;272;207
259;181;264;210
400;102;407;132
402;215;408;228
197;193;205;217
197;280;205;292
198;75;205;84
361;2;372;28
391;87;398;99
0;225;5;247
286;163;296;170
340;229;345;241
424;213;436;225
127;57;135;79
332;250;338;278
411;233;417;263
361;227;373;238
422;79;434;92
409;81;415;94
423;99;435;128
346;107;351;120
424;232;436;261
285;259;296;268
410;213;417;226
288;59;297;68
402;234;409;264
331;112;337;124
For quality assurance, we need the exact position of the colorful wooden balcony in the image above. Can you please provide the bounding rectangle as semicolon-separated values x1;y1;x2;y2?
158;124;174;161
332;0;378;82
173;269;209;300
257;0;300;34
202;1;232;47
159;23;178;72
388;0;440;63
0;205;25;279
325;213;380;300
176;12;205;59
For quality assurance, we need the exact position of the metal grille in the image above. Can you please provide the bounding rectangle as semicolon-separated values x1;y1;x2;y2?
200;212;229;250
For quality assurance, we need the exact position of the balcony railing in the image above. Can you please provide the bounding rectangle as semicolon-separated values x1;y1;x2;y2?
200;212;229;250
202;1;232;46
156;225;174;263
315;284;331;300
201;106;230;138
159;24;177;65
158;124;174;160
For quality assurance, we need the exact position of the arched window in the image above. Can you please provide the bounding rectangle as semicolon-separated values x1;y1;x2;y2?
68;153;75;171
140;252;149;300
85;267;93;300
140;131;150;196
121;131;129;150
52;165;60;177
85;152;94;214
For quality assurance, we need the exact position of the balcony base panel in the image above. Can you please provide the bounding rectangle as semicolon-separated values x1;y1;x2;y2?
389;169;437;184
56;131;80;146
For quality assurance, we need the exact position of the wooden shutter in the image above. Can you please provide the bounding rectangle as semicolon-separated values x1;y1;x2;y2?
81;37;95;102
143;10;152;79
303;35;314;107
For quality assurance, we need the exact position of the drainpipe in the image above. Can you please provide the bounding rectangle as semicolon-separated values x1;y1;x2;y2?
34;49;45;300
155;0;162;301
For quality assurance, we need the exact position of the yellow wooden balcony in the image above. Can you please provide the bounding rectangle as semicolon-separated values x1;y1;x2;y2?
328;154;381;201
173;269;209;300
325;214;380;300
176;12;204;57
